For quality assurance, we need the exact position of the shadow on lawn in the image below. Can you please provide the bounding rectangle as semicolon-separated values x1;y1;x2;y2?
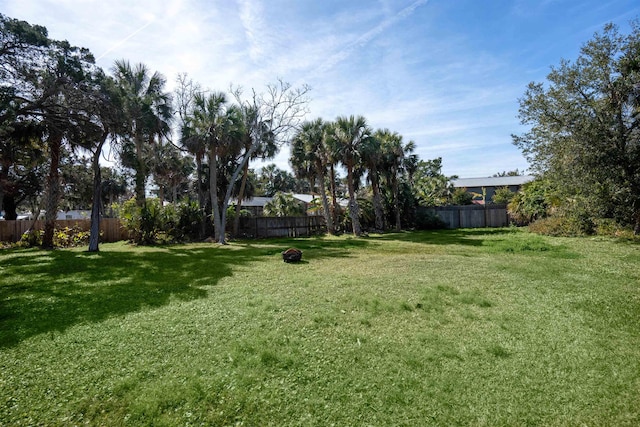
0;245;260;348
0;239;365;348
374;228;517;246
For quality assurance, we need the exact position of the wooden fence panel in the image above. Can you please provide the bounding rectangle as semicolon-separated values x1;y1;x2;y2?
425;205;509;229
237;216;325;239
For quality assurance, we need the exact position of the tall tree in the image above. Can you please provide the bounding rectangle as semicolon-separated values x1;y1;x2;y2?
379;129;415;231
513;21;640;232
232;105;277;236
182;91;244;242
329;115;372;236
364;130;386;231
202;80;310;244
0;14;49;219
290;118;335;234
112;60;172;206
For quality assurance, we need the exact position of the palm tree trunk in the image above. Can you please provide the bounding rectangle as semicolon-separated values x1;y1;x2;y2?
88;132;108;252
209;146;222;242
329;163;339;230
232;160;250;236
370;168;384;231
392;169;401;231
347;163;362;236
317;169;334;235
195;154;207;239
134;136;146;206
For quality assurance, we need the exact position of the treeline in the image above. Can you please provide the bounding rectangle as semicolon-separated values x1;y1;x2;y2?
2;13;474;249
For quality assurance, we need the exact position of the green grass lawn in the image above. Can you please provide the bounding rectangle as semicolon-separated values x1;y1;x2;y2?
1;228;639;426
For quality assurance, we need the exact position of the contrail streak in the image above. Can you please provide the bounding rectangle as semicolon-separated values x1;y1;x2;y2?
315;0;430;75
96;19;155;61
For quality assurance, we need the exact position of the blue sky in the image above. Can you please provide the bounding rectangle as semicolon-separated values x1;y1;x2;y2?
2;0;640;177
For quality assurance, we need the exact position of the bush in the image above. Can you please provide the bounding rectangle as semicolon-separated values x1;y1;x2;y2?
451;188;473;205
594;218;636;238
120;198;168;245
528;214;595;237
119;198;209;245
492;186;515;205
174;201;205;242
17;226;92;248
54;226;92;247
17;229;42;248
414;210;446;230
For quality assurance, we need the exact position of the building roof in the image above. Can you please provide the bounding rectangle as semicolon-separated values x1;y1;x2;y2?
452;175;535;188
235;196;273;207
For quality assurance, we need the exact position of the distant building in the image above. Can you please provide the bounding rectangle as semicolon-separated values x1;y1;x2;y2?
452;175;535;204
232;193;348;216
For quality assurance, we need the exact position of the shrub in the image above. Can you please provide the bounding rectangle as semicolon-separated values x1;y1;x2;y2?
528;214;595;237
53;226;92;248
414;210;446;230
120;198;166;245
17;226;92;248
174;201;205;241
491;186;515;205
18;229;42;248
451;188;473;205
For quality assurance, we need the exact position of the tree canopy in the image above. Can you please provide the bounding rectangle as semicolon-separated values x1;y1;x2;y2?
513;21;640;232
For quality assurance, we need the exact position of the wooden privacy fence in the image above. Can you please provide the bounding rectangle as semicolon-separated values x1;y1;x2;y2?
0;218;126;243
424;205;510;229
237;216;326;238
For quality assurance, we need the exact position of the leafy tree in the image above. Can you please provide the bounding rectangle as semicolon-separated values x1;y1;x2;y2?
413;157;455;207
513;21;640;233
0;14;49;220
150;140;193;204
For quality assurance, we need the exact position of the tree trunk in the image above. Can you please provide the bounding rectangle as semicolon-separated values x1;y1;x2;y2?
2;194;17;220
347;163;362;236
329;163;339;230
42;131;62;249
195;154;207;239
88;133;108;252
232;160;250;236
209;145;222;243
134;136;146;206
392;167;401;232
317;166;334;235
370;167;384;231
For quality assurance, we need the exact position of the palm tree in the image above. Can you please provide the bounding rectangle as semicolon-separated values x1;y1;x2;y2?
112;60;172;206
329;115;372;236
379;130;415;231
290;118;335;234
232;105;276;236
183;91;245;243
363;130;385;231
